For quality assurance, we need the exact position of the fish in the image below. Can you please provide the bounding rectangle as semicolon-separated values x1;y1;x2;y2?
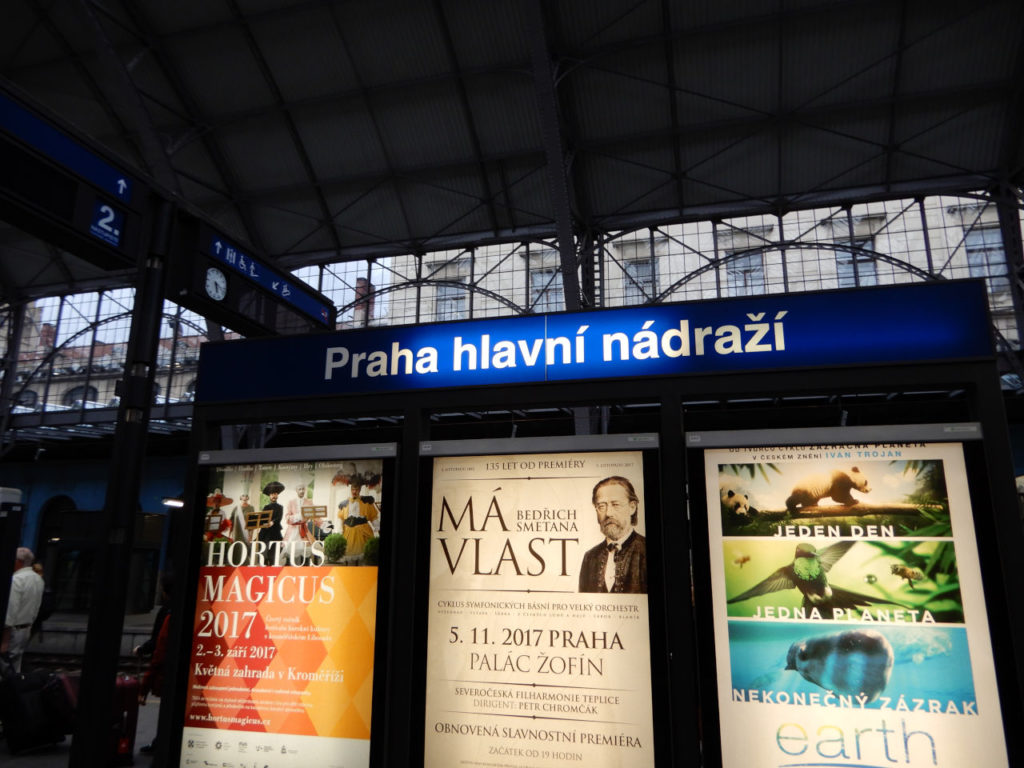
785;629;894;702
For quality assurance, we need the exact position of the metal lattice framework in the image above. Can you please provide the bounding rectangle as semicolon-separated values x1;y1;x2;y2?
3;2;1024;449
1;307;204;451
3;1;1024;300
4;190;1024;450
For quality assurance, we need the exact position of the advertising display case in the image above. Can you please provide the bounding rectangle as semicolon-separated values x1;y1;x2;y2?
420;435;661;768
689;425;1011;768
179;444;394;768
170;281;1023;767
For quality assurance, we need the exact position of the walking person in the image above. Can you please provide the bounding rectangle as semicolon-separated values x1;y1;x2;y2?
2;547;45;672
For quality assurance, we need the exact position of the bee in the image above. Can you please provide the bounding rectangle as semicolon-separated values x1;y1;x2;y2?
890;564;925;589
733;554;751;568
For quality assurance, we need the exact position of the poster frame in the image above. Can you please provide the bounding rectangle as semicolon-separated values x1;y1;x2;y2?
163;284;1024;768
685;422;1018;768
177;441;398;768
413;433;671;768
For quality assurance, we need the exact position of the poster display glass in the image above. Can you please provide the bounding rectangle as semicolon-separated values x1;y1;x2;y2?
704;439;1008;767
424;449;655;768
179;455;384;767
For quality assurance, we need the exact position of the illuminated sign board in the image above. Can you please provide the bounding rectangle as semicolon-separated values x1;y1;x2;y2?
195;281;992;403
0;86;144;269
422;437;656;768
202;230;333;327
168;213;337;337
696;429;1008;768
180;444;393;768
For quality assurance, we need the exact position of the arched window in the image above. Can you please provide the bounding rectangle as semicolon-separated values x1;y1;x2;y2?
62;385;98;408
37;494;77;547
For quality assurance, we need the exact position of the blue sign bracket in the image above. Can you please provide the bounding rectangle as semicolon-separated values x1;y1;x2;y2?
0;90;134;203
205;232;333;327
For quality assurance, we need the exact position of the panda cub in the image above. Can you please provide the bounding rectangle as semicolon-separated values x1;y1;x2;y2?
719;477;757;519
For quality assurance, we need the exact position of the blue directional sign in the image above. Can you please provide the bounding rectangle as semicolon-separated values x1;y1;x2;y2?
206;233;333;327
0;91;133;203
89;201;125;247
0;86;146;270
196;280;994;403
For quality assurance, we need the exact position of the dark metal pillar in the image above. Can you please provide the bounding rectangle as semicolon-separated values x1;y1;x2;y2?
524;0;581;311
657;388;699;765
376;406;428;767
0;493;25;634
578;230;597;308
158;413;218;768
970;365;1024;758
0;304;27;614
988;186;1024;385
69;198;173;767
574;230;601;436
0;301;27;451
995;187;1024;341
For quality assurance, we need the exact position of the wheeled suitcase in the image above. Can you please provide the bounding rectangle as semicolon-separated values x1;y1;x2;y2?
0;667;65;754
43;670;80;734
110;674;140;766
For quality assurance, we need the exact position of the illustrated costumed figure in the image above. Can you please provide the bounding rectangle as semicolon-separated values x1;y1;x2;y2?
283;484;313;545
204;491;234;541
330;462;359;513
363;472;383;536
338;475;378;555
300;484;316;512
235;493;255;541
258;481;285;543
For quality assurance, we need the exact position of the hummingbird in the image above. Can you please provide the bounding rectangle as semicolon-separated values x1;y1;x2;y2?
727;541;881;611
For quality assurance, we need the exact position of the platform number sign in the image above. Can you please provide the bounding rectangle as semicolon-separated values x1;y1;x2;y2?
89;200;125;247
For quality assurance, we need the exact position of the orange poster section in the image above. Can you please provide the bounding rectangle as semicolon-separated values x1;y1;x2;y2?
184;565;377;739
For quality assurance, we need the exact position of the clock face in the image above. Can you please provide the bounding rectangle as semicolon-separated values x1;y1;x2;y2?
205;267;227;301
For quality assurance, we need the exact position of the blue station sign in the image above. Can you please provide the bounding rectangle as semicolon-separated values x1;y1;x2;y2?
0;90;133;203
195;281;993;403
203;230;333;327
0;86;145;269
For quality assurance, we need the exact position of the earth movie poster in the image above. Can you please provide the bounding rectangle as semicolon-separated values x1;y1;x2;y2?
705;441;1008;768
179;458;383;768
424;450;655;768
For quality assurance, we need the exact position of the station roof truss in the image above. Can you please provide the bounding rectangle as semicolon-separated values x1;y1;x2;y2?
1;0;1023;305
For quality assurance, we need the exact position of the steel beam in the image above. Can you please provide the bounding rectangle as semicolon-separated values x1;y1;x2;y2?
524;0;581;311
68;200;172;767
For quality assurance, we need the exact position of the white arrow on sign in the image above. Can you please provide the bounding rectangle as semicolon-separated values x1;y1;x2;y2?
214;240;222;255
117;178;127;195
